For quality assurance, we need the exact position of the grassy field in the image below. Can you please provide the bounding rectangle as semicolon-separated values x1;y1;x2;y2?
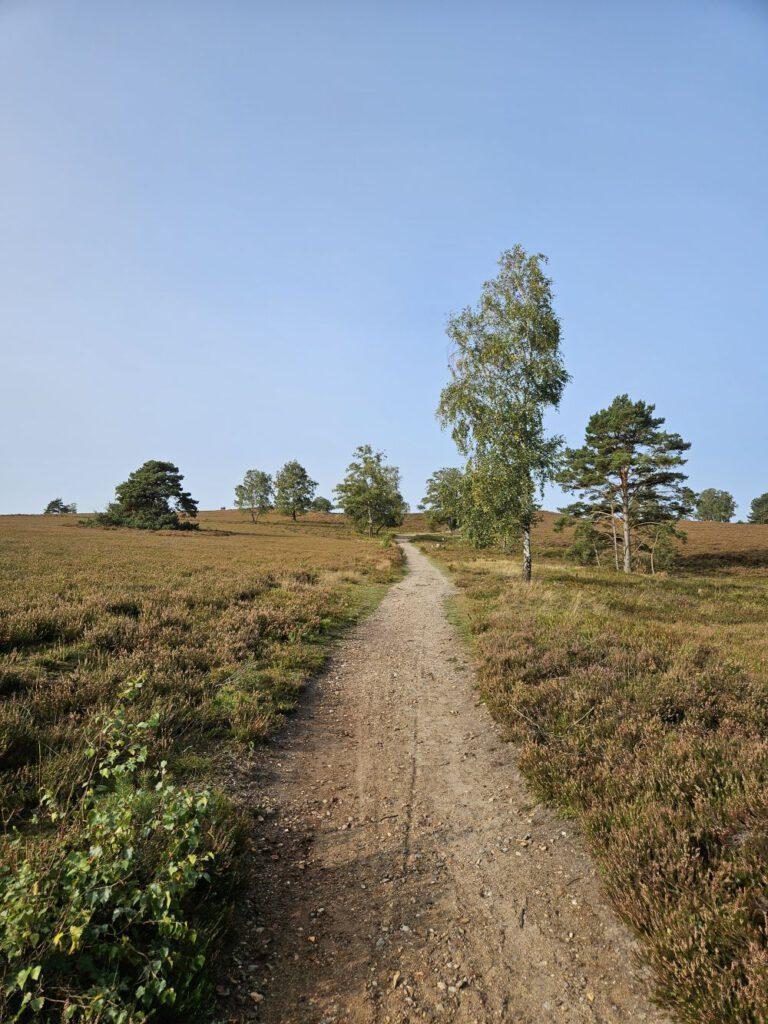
0;510;403;821
418;526;768;1024
0;510;403;1019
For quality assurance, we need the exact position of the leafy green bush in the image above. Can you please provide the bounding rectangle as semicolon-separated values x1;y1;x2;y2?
0;681;237;1022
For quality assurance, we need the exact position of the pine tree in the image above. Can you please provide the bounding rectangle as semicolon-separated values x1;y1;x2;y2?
559;395;691;573
95;461;198;530
748;492;768;524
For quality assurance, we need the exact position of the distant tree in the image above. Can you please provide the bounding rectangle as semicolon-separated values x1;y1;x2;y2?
43;498;76;515
334;445;408;535
680;486;699;512
420;467;464;532
311;496;334;513
234;469;273;523
695;488;736;522
437;246;568;580
274;461;317;521
94;460;198;530
748;492;768;525
559;395;691;573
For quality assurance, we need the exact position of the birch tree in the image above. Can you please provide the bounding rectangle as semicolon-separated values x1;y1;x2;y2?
234;469;273;523
274;461;317;521
334;445;407;535
437;246;568;580
420;467;464;532
695;488;736;522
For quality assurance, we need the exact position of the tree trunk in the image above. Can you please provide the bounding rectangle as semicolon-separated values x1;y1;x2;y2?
621;477;632;573
610;506;620;571
250;509;256;524
292;509;297;521
522;526;532;582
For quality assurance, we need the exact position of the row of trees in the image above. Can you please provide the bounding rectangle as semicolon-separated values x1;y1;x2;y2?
427;245;768;579
235;447;408;535
48;446;406;535
234;462;323;523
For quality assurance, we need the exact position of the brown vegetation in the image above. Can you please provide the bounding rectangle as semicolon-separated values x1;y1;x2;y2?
0;509;403;825
419;532;768;1024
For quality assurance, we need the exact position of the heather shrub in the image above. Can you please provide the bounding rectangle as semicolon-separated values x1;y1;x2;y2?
427;541;768;1024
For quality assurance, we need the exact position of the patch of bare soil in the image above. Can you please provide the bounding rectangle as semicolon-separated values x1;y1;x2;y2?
222;541;668;1023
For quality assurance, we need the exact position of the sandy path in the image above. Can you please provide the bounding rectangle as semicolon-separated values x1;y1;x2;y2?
226;540;667;1023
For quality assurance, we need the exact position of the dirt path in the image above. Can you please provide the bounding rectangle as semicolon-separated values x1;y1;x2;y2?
225;540;668;1023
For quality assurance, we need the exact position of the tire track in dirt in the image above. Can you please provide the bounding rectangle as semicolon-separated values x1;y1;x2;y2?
224;540;669;1024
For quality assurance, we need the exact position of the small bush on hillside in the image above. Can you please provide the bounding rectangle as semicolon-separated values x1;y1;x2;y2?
43;499;76;516
311;497;334;513
0;681;238;1023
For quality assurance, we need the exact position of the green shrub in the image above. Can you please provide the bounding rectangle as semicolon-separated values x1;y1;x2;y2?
0;681;235;1023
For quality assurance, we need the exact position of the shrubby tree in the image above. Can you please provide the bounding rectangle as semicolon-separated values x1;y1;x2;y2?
636;519;686;574
748;492;768;524
554;516;613;567
311;496;334;513
420;467;464;532
94;461;198;530
274;461;317;521
559;395;691;573
437;246;568;580
43;498;76;515
695;488;736;522
234;469;273;523
334;445;407;535
555;494;622;570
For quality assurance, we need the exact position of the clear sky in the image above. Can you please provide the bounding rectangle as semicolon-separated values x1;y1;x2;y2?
2;1;766;517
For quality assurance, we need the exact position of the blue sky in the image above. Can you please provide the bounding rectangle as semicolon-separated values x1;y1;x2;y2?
2;1;766;517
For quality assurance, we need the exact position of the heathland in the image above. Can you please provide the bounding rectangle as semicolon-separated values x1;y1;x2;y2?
417;514;768;1024
0;510;403;1019
1;510;767;1023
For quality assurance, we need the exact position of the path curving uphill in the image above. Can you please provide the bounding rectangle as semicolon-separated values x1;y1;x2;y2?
229;540;668;1023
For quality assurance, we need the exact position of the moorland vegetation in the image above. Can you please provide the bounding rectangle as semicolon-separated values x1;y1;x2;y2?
0;512;403;1019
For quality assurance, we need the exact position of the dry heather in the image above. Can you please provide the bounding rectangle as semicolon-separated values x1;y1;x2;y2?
0;510;403;825
420;533;768;1024
0;510;403;1018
